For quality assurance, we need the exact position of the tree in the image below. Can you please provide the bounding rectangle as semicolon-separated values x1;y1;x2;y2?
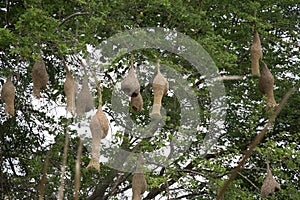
0;0;299;199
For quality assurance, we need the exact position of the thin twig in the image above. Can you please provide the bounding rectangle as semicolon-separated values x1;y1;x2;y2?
166;179;170;200
38;151;50;200
212;75;244;81
57;128;70;200
74;138;83;200
58;12;89;27
216;88;295;200
237;172;260;192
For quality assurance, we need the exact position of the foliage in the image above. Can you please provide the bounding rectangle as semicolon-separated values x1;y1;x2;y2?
0;0;299;199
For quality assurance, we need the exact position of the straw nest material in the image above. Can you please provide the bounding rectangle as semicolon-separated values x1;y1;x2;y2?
132;155;147;200
258;62;277;110
87;86;109;171
150;65;169;120
121;66;140;97
251;31;263;76
32;58;49;98
261;162;281;198
76;76;94;116
64;66;77;113
130;93;143;112
1;73;15;116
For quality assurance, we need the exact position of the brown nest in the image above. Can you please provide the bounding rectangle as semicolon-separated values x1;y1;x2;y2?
87;85;109;171
32;58;49;98
63;65;77;113
150;64;169;120
1;73;15;116
258;61;277;110
76;76;94;116
132;155;147;200
261;162;281;198
130;93;143;112
250;30;263;76
121;65;140;97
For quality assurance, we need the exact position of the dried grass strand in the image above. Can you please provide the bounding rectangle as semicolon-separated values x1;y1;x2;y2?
57;131;69;200
38;151;50;200
74;139;83;200
132;155;147;200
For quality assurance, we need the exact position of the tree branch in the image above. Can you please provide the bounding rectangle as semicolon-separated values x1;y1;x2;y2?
216;88;295;200
144;162;194;199
237;172;260;192
58;12;90;27
57;129;70;200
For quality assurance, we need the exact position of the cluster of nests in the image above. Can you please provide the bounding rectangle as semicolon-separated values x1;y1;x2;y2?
121;60;169;119
0;55;167;200
250;30;281;197
251;30;278;111
0;57;49;116
0;33;280;198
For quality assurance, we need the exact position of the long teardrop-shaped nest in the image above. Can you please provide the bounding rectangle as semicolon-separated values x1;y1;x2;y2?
152;69;169;95
261;162;281;198
258;62;277;110
150;64;169;119
250;30;263;76
64;66;77;113
132;154;147;200
121;65;140;97
1;73;15;116
87;85;109;171
32;58;49;98
76;76;94;116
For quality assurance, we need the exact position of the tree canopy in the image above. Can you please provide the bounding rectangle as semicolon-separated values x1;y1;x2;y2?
0;0;299;199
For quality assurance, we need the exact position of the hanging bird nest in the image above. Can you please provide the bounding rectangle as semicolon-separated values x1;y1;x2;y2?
32;58;49;98
130;93;143;112
63;61;77;113
132;154;147;200
76;76;94;116
258;61;277;110
250;30;263;76
87;84;109;171
121;63;140;97
1;73;15;116
261;162;281;198
150;61;169;120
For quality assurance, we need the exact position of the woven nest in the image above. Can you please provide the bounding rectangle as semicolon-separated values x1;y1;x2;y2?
32;58;49;98
1;74;15;116
132;155;147;200
150;70;169;119
76;77;94;116
87;104;109;171
261;163;281;198
251;31;263;76
121;66;140;97
130;93;143;112
258;62;277;110
64;69;77;113
152;70;169;95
